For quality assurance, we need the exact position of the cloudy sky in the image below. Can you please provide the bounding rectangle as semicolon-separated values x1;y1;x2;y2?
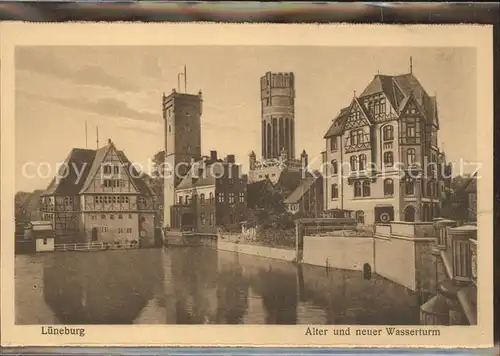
15;46;477;192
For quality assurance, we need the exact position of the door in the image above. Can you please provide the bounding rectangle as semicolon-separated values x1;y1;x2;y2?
91;227;98;241
404;206;416;222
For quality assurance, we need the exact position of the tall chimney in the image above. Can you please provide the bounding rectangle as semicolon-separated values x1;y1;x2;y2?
210;150;217;162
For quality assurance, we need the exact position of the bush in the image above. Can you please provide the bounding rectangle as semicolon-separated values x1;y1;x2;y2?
256;227;295;248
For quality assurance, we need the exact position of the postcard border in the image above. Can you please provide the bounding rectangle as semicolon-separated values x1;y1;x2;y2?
0;23;495;348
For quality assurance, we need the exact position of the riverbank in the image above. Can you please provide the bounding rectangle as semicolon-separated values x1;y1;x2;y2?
216;222;438;294
217;240;296;261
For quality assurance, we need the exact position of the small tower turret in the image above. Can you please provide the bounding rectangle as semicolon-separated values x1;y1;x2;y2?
249;150;257;170
280;147;288;163
300;149;308;171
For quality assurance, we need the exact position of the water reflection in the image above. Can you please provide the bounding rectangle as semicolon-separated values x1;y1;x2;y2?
168;247;218;324
42;250;164;324
15;247;420;325
216;255;249;324
252;266;298;324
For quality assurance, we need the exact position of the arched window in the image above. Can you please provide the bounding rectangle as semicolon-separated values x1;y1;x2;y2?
383;125;394;141
331;160;338;175
200;193;205;205
404;206;416;222
405;180;415;195
362;180;371;197
407;148;416;165
354;181;362;197
383;151;394;166
384;179;394;196
359;154;367;171
350;156;358;171
185;195;190;205
331;184;338;199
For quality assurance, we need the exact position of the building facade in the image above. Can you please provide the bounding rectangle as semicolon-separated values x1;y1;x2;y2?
162;88;203;228
170;151;248;233
40;140;155;246
322;68;448;225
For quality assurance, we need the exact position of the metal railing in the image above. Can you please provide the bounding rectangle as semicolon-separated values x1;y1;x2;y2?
54;241;139;252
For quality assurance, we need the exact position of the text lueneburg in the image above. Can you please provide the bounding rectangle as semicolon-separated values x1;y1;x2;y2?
41;326;85;337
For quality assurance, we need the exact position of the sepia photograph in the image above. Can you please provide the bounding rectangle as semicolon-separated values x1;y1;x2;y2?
0;23;494;348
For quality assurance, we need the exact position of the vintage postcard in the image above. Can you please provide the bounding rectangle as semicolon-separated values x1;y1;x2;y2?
0;23;494;348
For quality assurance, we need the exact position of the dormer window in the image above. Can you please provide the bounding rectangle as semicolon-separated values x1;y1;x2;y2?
103;165;112;174
375;96;386;115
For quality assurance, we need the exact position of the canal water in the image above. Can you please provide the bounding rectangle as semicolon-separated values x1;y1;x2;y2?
15;247;421;325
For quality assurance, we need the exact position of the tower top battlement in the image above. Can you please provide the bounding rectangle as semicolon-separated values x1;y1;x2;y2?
260;72;295;91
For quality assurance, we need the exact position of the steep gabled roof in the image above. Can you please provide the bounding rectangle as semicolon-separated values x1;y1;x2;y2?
424;95;439;128
283;175;319;204
275;169;303;196
357;72;437;126
352;97;372;125
323;107;350;139
78;143;142;195
464;177;477;194
247;177;277;208
78;145;112;193
41;143;151;197
359;74;405;112
116;150;153;196
41;148;96;196
464;171;478;194
400;92;428;118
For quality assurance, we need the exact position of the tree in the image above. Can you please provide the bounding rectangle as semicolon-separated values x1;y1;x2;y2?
441;175;472;222
15;191;31;222
151;150;165;179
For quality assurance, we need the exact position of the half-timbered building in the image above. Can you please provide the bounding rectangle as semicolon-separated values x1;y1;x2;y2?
40;139;155;246
322;65;451;225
